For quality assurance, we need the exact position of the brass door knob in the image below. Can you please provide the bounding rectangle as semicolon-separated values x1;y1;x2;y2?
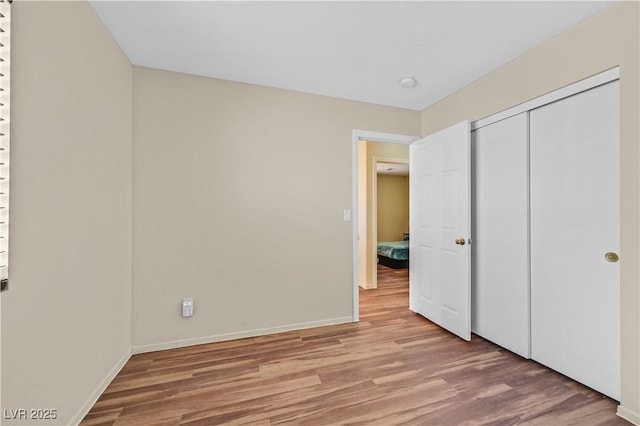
455;238;466;246
605;252;619;262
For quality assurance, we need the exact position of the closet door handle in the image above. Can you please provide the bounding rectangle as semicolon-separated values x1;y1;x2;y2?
455;238;466;246
605;252;619;262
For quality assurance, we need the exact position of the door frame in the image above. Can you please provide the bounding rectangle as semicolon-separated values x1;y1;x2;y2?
351;130;418;321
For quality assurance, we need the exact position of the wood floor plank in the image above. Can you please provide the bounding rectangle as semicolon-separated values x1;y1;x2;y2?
82;265;628;425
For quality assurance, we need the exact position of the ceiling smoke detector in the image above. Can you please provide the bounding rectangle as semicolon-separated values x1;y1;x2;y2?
399;77;417;88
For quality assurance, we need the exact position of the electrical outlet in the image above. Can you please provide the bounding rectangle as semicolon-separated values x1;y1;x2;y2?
182;297;194;317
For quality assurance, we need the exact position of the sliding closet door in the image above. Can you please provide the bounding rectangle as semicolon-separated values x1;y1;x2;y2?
471;112;529;358
530;81;620;400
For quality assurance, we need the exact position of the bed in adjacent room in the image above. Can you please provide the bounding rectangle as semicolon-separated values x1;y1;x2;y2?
377;240;409;269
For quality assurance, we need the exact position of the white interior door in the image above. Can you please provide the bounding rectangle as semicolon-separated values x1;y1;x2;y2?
530;81;620;400
410;121;471;341
471;112;530;358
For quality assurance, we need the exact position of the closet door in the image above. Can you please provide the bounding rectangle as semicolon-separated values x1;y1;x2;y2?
530;81;620;400
472;112;530;358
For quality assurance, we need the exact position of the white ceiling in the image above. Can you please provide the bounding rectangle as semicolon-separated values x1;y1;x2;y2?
89;1;612;111
377;162;409;176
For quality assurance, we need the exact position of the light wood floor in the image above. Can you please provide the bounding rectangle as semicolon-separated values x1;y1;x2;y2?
82;265;627;425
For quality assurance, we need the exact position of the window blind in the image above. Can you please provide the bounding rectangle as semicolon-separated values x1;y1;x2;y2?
0;0;10;292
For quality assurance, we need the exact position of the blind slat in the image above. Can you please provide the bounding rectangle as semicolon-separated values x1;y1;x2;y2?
0;0;9;292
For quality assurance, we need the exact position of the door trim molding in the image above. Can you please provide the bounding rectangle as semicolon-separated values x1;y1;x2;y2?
472;67;620;131
352;130;418;322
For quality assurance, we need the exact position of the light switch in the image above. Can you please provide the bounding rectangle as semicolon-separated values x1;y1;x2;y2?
343;209;352;222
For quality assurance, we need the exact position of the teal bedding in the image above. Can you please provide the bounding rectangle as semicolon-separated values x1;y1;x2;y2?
377;240;409;261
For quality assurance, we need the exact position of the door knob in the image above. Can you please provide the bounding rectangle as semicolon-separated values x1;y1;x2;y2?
455;238;466;246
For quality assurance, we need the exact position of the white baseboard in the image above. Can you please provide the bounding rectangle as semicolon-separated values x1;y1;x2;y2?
618;405;640;425
132;316;353;354
69;350;131;426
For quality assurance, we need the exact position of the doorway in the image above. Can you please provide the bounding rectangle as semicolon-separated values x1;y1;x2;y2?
374;160;410;292
352;130;417;321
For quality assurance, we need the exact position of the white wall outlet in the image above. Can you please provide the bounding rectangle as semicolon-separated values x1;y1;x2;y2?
182;297;194;317
343;209;352;222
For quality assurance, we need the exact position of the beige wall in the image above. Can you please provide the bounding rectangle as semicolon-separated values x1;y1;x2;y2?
0;2;133;425
377;175;409;242
132;67;420;351
359;142;410;289
420;2;639;421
